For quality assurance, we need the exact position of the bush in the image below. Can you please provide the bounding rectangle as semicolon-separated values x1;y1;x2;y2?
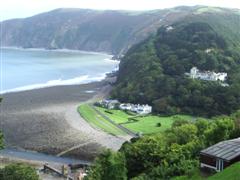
128;117;139;122
156;122;162;127
105;110;113;114
0;163;39;180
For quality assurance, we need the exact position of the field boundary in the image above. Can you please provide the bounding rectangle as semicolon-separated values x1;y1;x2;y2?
91;105;138;137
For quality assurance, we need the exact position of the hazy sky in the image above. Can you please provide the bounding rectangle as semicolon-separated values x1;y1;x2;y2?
1;0;240;21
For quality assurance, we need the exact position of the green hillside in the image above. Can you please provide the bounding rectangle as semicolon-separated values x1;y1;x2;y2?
208;162;240;180
0;7;194;55
112;7;240;116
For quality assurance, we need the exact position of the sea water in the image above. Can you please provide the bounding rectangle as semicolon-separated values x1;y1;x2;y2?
0;48;119;94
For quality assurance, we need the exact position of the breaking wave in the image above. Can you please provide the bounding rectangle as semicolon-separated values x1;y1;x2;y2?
0;74;106;94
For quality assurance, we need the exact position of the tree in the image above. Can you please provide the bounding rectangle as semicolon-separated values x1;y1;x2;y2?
0;163;39;180
204;117;235;146
86;150;127;180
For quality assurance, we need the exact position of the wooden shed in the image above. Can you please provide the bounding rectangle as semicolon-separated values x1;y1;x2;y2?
200;138;240;172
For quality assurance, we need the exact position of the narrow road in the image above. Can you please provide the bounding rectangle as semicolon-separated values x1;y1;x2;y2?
91;105;138;138
57;141;94;157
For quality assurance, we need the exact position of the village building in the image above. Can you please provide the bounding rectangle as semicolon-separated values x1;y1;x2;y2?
200;138;240;172
166;26;174;31
99;99;120;109
98;99;152;114
205;48;213;54
188;67;227;82
119;103;152;115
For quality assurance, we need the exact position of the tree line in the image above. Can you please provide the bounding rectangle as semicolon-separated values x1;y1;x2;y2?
86;111;240;179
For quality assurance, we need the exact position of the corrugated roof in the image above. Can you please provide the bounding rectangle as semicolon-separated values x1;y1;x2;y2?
200;138;240;161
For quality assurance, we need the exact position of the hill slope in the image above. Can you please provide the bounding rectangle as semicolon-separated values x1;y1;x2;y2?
112;7;240;116
0;7;194;55
208;162;240;180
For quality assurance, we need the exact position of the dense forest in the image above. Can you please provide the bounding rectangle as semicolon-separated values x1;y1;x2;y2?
112;9;240;116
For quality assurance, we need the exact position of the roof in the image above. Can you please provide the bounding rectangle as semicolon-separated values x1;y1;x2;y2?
200;138;240;161
103;99;119;103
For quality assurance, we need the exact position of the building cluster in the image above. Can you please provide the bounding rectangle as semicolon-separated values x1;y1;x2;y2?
187;67;227;82
119;103;152;115
98;99;152;115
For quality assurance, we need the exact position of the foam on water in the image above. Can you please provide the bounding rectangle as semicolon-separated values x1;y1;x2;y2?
1;47;119;94
0;73;106;94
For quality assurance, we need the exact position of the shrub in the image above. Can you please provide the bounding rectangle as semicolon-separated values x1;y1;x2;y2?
105;110;113;114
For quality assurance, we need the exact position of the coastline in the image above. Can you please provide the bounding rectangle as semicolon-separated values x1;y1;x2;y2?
1;46;114;57
0;80;129;161
0;46;119;95
0;73;107;95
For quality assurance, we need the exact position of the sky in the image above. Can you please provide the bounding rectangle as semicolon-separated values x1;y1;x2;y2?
1;0;240;21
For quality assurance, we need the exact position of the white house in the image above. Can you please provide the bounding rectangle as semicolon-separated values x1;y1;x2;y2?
166;26;174;32
120;103;152;115
189;67;227;82
119;103;132;111
133;104;152;115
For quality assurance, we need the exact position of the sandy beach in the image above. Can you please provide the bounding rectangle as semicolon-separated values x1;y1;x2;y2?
0;80;129;161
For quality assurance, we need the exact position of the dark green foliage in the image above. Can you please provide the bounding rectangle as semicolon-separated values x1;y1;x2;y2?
112;11;240;116
88;111;240;179
104;110;113;114
118;115;240;179
0;163;39;180
128;117;139;122
86;150;127;180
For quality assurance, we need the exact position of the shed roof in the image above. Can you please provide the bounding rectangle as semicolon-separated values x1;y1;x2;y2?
200;138;240;161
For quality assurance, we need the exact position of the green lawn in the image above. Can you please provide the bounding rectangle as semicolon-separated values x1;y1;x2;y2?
96;107;132;124
78;104;126;136
208;162;240;180
96;106;195;134
123;115;193;134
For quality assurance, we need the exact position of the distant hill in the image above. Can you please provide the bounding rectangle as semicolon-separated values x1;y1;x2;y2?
1;6;206;55
208;162;240;180
112;6;240;116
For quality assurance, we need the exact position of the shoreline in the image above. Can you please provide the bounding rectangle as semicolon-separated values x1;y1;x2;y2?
0;80;128;161
0;74;106;95
0;47;119;95
1;46;115;57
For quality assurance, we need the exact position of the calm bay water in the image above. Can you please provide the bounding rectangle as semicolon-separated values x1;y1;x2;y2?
0;48;119;93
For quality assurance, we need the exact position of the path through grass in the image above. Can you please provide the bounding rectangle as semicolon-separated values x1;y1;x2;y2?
78;104;126;136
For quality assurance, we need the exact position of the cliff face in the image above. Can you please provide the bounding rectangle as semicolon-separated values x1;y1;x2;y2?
0;7;195;55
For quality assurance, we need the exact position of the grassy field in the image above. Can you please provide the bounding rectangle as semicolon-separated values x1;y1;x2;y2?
96;106;194;134
173;162;240;180
78;104;126;136
208;162;240;180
